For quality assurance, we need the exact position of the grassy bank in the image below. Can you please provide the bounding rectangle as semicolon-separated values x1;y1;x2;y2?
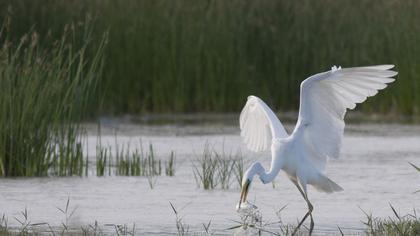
1;0;420;115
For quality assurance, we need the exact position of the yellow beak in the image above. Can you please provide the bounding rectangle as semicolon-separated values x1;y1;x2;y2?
238;179;251;208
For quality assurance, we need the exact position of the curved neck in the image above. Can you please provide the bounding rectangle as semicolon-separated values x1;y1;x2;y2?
253;158;282;184
260;163;282;184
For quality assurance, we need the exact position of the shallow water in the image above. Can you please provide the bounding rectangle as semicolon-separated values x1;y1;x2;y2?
1;123;420;235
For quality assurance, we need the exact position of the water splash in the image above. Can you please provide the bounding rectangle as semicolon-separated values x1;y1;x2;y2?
234;202;262;235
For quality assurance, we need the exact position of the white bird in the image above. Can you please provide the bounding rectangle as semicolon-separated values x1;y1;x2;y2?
238;65;397;235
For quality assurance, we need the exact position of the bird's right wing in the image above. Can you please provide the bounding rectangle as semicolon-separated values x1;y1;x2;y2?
240;96;289;152
294;65;397;172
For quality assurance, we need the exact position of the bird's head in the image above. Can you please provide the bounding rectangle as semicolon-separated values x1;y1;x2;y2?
238;162;265;208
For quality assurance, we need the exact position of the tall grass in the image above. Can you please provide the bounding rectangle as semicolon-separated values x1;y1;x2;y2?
114;143;162;177
192;144;219;190
193;144;245;190
2;0;420;116
0;17;106;177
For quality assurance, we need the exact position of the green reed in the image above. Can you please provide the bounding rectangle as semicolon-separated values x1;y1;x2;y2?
94;138;174;180
0;17;106;177
192;144;219;190
165;151;176;177
2;0;420;116
216;153;235;190
193;144;244;190
96;145;109;177
115;143;162;177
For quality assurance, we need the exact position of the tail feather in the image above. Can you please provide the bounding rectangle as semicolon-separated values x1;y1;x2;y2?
311;174;343;193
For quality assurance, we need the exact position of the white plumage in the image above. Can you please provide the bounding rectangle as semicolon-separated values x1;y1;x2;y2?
240;95;288;152
238;65;397;234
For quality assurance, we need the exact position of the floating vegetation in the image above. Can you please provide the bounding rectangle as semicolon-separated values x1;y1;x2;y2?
0;17;106;177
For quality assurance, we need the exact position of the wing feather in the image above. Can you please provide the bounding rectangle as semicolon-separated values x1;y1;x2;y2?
240;96;288;152
294;65;397;172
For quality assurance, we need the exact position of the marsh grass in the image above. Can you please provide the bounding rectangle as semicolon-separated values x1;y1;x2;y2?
0;214;8;234
0;17;106;177
193;144;245;190
3;202;419;235
104;224;136;236
202;221;212;235
217;156;235;190
169;202;190;236
94;138;175;188
114;143;162;177
363;205;420;236
165;151;176;176
96;145;109;177
80;221;103;236
192;144;219;190
0;202;136;236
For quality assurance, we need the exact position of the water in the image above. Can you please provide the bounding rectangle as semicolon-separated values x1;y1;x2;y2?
1;123;420;235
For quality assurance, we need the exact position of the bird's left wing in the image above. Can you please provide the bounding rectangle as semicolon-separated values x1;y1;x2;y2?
294;65;397;172
240;95;289;152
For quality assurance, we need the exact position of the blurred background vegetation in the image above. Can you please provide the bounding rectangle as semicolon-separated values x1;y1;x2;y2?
1;0;419;117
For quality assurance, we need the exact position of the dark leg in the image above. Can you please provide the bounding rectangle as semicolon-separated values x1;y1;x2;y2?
291;180;314;236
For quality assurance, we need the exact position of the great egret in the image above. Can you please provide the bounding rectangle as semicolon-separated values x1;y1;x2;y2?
237;65;397;234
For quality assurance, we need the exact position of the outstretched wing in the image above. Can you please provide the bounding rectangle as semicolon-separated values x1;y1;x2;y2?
240;95;288;152
294;65;397;171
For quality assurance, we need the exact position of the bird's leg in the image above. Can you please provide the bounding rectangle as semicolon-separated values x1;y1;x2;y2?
305;194;314;235
291;180;314;236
